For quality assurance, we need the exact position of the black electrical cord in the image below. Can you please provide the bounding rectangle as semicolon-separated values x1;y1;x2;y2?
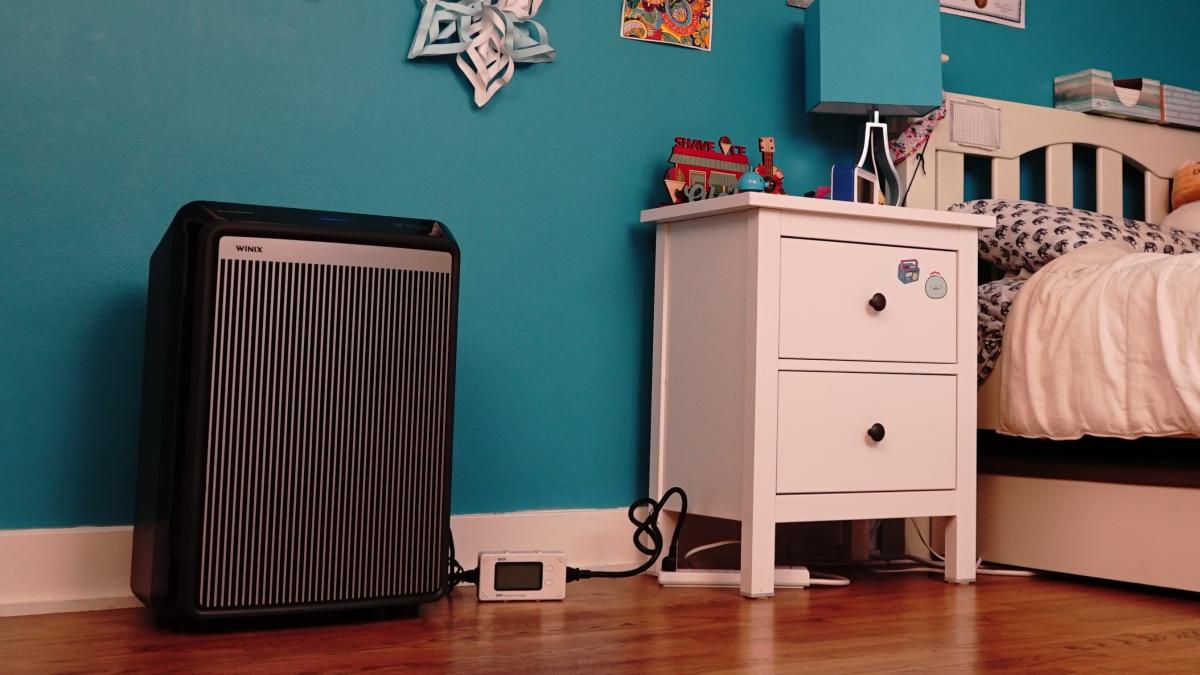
440;486;688;595
566;486;687;582
444;529;477;595
898;143;928;208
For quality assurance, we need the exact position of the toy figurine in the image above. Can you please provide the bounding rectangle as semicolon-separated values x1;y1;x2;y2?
755;137;785;194
737;171;766;192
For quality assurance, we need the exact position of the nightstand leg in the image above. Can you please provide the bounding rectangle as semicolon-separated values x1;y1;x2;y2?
740;212;779;599
739;513;775;597
943;513;976;584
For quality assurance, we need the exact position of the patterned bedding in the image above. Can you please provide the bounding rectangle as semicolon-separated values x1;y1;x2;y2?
949;199;1200;385
976;277;1023;385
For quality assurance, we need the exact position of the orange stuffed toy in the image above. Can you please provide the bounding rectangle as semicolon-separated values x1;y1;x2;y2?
1172;160;1200;211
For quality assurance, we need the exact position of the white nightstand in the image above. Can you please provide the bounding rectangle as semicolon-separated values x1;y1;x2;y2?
641;193;994;597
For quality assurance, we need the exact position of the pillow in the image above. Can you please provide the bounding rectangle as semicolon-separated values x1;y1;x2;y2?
948;199;1200;274
1160;200;1200;233
1172;160;1200;211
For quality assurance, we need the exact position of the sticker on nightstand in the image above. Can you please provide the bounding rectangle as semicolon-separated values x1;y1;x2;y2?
925;272;948;299
897;259;920;284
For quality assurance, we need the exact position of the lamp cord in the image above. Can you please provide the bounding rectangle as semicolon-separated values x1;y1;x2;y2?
899;144;929;208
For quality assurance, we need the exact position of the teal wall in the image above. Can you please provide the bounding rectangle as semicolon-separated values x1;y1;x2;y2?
942;1;1200;106
3;1;1199;528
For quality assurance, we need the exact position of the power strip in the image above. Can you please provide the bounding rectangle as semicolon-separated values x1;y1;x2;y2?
657;566;812;588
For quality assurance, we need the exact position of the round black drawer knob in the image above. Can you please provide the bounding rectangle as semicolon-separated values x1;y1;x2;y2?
867;423;886;442
868;293;887;312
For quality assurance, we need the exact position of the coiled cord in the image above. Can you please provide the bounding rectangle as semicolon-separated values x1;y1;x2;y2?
567;486;688;581
441;487;689;594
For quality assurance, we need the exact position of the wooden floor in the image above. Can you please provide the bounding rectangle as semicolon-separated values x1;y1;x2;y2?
4;570;1199;673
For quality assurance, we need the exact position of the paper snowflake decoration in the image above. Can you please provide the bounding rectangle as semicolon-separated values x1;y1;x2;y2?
408;0;556;107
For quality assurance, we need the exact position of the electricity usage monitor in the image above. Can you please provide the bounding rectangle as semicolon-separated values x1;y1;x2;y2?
476;551;567;601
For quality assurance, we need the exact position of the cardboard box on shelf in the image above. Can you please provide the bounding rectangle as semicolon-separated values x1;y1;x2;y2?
1163;84;1200;130
1054;69;1162;123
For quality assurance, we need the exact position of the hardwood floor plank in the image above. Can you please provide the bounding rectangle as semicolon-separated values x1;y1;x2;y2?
1;571;1198;673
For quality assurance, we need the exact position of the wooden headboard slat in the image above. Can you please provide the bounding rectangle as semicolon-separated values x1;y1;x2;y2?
935;151;964;210
1045;144;1074;208
1096;148;1124;217
991;157;1020;201
1147;175;1171;223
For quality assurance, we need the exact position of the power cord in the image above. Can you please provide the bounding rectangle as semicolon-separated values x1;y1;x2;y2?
567;486;688;581
441;486;689;593
809;572;851;587
867;519;1036;578
440;529;477;597
683;539;739;562
898;144;928;208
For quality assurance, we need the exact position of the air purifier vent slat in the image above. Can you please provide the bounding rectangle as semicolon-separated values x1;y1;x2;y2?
198;248;452;610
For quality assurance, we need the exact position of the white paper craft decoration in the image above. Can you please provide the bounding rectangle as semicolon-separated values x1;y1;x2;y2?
408;0;556;107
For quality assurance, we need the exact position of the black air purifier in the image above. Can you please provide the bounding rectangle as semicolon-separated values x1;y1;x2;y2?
132;202;459;623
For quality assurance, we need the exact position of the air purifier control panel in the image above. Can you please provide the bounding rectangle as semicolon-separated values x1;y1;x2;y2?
477;551;567;601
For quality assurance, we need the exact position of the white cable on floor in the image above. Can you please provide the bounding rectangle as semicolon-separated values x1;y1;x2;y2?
974;566;1038;577
907;517;945;562
682;539;740;561
809;572;850;587
889;519;1037;577
871;565;945;574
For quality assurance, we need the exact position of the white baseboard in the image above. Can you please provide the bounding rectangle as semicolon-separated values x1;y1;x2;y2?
0;507;640;617
0;526;140;617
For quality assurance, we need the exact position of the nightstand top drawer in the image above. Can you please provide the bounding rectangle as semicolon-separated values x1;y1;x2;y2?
779;238;957;363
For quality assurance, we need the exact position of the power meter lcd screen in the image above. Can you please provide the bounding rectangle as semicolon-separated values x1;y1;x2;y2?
493;562;544;591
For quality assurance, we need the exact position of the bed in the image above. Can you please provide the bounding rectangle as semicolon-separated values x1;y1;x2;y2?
900;93;1200;593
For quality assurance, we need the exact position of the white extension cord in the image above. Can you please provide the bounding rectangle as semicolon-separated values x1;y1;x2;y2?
659;540;850;588
658;566;851;588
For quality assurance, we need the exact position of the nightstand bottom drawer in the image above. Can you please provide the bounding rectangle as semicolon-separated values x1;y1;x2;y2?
777;371;957;494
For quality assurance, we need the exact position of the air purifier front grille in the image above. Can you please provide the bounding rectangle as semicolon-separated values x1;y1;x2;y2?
197;238;453;610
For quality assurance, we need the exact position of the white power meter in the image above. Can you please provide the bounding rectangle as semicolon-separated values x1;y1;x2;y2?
477;551;567;601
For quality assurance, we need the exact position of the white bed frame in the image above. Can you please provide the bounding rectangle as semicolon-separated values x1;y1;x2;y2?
902;93;1200;593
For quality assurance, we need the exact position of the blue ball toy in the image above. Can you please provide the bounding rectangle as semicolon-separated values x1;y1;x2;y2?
738;171;766;192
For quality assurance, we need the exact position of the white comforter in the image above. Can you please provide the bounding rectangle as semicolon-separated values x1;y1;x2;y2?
1000;241;1200;439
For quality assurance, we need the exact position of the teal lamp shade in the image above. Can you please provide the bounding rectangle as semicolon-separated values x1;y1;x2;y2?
805;0;943;116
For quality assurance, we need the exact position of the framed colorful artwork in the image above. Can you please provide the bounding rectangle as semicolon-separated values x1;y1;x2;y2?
620;0;713;51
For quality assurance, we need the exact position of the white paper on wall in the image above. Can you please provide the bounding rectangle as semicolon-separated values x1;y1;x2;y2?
940;0;1024;29
409;0;556;107
949;98;1001;151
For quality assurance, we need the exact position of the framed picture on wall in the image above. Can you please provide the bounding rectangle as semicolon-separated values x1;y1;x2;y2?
940;0;1025;29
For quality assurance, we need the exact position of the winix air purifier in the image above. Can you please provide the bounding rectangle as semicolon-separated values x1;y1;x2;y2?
132;201;459;624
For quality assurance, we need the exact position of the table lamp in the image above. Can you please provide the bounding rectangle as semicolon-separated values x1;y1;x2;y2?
805;0;943;206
